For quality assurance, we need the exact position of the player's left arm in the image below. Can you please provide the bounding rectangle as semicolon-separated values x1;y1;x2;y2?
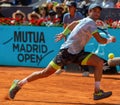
55;20;80;42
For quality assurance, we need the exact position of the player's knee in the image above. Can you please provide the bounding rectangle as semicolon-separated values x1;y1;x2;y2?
41;68;56;77
31;69;55;78
96;59;104;67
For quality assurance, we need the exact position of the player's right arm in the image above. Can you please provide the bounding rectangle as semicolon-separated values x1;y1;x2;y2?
93;32;116;44
55;20;80;42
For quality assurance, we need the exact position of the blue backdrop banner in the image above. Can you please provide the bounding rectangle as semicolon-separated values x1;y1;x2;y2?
0;26;119;68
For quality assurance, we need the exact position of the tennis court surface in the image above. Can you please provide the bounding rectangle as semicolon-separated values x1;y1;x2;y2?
0;66;119;105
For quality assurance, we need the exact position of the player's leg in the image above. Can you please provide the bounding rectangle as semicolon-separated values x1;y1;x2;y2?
84;54;103;91
82;53;112;100
8;63;58;100
8;48;72;100
19;64;57;85
8;51;62;100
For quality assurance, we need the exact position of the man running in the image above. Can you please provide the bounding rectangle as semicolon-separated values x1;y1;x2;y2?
8;3;116;100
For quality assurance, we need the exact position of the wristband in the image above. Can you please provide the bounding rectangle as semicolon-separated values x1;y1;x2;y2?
62;28;71;36
106;37;112;44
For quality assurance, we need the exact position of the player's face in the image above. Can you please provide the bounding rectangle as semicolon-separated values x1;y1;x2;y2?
88;7;101;21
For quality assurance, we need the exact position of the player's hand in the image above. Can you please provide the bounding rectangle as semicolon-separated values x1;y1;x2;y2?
55;33;65;42
110;36;116;42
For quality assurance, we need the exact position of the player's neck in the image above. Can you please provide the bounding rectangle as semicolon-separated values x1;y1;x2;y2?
88;16;98;21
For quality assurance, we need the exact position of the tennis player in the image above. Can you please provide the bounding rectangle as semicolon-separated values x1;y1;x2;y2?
8;3;116;100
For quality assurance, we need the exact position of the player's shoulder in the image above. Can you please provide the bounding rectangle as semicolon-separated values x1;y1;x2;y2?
80;17;92;22
85;17;96;24
85;17;93;21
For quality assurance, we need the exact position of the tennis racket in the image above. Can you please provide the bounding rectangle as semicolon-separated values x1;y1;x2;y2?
94;20;111;57
95;20;119;67
96;19;112;38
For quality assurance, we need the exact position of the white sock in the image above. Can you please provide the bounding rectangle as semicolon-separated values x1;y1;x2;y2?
18;78;28;87
95;81;100;90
